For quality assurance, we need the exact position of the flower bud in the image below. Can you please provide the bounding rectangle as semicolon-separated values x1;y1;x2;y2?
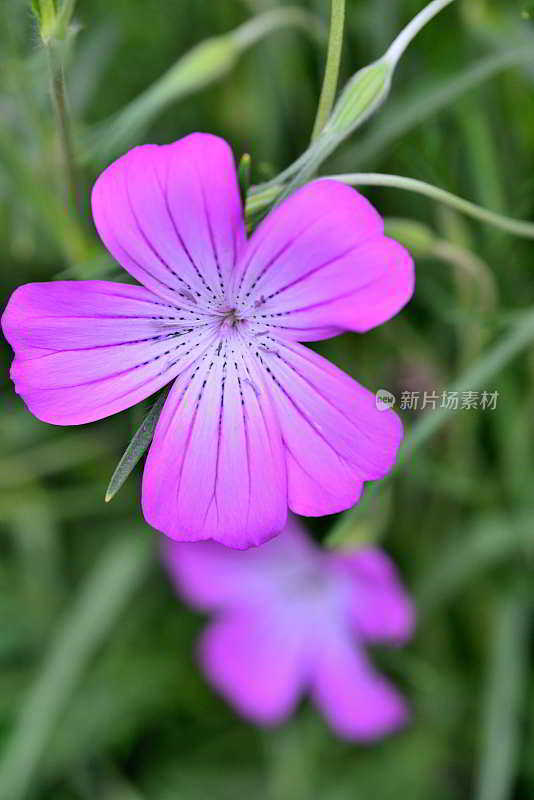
32;0;57;43
162;36;239;101
90;35;239;161
32;0;76;43
324;59;391;140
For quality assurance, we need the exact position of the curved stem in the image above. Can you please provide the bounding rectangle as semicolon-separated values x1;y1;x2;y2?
385;0;457;68
311;0;346;141
233;6;326;50
330;173;534;239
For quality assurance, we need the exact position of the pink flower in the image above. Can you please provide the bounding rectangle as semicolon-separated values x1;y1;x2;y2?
163;516;415;741
2;134;414;548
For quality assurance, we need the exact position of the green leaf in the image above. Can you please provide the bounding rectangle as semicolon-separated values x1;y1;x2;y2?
105;392;167;504
325;487;392;549
249;171;534;238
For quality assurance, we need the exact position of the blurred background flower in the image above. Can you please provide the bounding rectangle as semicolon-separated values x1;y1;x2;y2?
1;1;534;799
163;515;414;740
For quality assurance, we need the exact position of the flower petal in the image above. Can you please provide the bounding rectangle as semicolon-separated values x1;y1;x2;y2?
1;280;214;425
142;338;287;547
92;134;246;307
162;516;317;610
312;634;409;741
233;180;414;341
329;547;415;643
254;337;403;516
200;609;308;725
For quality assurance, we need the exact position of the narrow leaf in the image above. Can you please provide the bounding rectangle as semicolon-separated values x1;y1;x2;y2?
105;392;167;503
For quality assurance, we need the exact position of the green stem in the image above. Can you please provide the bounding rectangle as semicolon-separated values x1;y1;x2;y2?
45;41;80;218
332;173;534;239
384;0;456;68
248;171;534;239
233;6;326;50
311;0;346;141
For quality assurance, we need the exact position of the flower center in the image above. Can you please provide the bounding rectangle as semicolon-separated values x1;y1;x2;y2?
219;306;246;333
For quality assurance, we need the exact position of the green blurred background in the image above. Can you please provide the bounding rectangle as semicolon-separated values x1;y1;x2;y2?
1;0;534;798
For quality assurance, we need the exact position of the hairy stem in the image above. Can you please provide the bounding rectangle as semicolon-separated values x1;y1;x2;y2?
46;41;80;218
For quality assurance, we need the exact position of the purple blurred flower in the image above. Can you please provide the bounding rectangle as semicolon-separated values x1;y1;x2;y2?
2;134;414;548
163;516;415;741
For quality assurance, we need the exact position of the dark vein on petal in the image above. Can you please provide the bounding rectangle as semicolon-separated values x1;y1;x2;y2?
235;361;253;531
175;353;216;508
194;158;226;298
256;239;378;306
124;170;207;311
274;343;383;453
160;154;219;304
236;206;347;304
28;330;215;392
254;347;357;474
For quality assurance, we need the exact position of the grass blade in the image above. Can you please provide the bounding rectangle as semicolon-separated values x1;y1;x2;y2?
327;309;534;544
0;531;153;800
416;515;533;615
475;582;531;800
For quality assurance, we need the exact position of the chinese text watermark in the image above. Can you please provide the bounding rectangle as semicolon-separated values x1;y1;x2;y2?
376;390;500;412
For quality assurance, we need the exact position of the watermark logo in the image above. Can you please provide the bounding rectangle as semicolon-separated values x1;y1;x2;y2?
376;389;396;411
375;389;500;412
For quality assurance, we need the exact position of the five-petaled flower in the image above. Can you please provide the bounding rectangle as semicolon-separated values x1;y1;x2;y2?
2;134;414;548
163;516;415;740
